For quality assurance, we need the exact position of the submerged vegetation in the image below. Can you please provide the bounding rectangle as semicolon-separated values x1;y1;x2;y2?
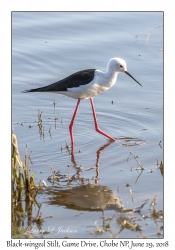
12;106;164;238
12;127;49;238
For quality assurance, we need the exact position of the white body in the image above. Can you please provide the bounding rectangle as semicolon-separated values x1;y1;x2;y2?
53;58;127;99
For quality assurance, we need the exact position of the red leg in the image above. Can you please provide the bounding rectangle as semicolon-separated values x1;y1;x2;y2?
69;99;81;145
90;97;115;141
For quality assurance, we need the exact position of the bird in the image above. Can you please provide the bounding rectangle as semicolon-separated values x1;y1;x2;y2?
23;57;142;145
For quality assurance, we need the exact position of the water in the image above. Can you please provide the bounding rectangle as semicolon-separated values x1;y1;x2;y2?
12;12;163;238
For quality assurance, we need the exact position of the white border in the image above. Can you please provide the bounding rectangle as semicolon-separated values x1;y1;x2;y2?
1;0;174;248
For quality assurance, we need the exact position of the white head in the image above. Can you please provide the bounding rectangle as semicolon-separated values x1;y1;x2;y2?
107;57;142;86
107;57;127;73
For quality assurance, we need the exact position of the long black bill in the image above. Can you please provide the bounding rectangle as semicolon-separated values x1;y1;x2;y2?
125;71;142;87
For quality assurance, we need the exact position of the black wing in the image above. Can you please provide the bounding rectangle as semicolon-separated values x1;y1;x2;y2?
22;69;96;93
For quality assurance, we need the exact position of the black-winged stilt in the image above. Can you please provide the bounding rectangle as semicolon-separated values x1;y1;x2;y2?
23;57;142;145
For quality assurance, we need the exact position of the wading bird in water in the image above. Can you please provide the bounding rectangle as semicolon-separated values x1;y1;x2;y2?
23;57;142;146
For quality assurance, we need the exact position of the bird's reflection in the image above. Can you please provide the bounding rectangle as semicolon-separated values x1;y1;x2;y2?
46;183;125;212
42;140;149;238
46;140;129;213
70;140;115;184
